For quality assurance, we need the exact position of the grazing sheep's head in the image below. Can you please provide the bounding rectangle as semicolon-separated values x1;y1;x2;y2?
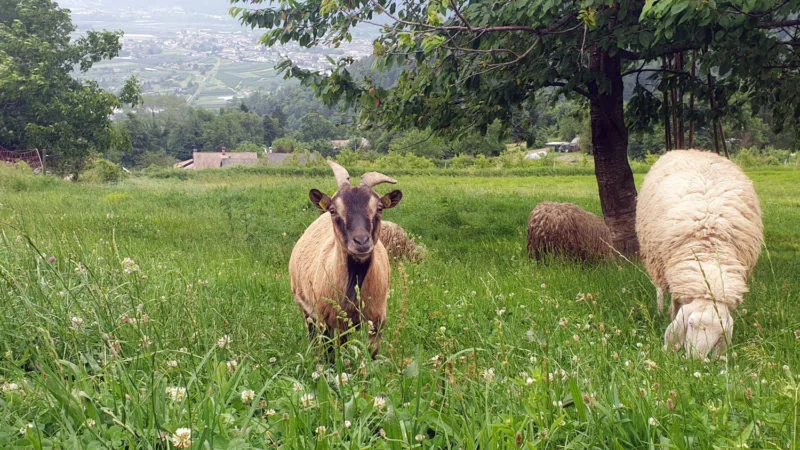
664;301;733;360
309;161;402;262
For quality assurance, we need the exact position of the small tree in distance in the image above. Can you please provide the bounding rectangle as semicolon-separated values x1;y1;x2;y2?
231;0;800;255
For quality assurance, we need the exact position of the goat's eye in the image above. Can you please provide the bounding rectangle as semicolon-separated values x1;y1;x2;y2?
329;207;337;216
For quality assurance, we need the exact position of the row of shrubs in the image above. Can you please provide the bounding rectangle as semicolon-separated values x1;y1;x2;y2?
11;146;795;185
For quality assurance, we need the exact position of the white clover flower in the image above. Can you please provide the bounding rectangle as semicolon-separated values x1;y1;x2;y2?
482;368;495;383
648;417;659;426
121;257;139;274
226;360;238;373
217;335;232;349
526;377;534;386
2;382;20;392
172;427;192;448
266;409;276;417
373;396;387;410
74;264;86;275
344;420;352;428
439;326;447;333
269;357;277;364
167;360;178;369
241;389;255;404
300;393;315;408
311;371;320;380
292;382;303;392
644;359;658;370
693;372;702;378
334;372;349;388
559;318;568;327
19;423;33;435
496;308;506;316
415;434;425;442
86;418;96;427
315;425;326;436
140;335;152;348
166;386;186;402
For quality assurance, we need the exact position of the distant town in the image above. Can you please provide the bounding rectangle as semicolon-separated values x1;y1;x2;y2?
67;3;377;108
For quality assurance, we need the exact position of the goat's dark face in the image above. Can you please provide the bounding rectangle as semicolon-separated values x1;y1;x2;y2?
310;186;402;262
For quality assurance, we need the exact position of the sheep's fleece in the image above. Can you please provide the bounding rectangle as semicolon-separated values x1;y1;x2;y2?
636;149;763;359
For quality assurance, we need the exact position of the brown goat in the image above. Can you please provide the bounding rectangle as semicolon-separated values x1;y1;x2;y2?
526;202;613;261
289;161;402;358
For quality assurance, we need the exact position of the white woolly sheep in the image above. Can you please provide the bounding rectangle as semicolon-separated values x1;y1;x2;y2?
636;149;763;359
526;202;614;261
379;220;425;262
289;161;402;358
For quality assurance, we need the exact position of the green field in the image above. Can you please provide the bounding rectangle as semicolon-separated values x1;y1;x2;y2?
1;166;799;448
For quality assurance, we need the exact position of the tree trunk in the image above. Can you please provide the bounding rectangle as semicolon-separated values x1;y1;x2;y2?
589;48;640;257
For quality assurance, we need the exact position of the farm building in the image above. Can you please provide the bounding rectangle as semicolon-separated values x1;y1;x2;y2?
176;151;258;170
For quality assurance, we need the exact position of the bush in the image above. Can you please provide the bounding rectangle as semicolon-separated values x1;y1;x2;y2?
272;137;298;153
374;151;434;170
81;158;124;183
472;154;493;169
449;154;472;169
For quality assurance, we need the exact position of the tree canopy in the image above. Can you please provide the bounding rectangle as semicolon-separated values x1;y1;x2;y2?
0;0;140;175
233;0;800;254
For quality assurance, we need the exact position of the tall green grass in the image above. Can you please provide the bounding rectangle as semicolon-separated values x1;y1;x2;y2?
1;164;798;448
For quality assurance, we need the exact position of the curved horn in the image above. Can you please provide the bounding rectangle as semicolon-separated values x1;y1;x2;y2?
360;172;397;188
327;160;351;190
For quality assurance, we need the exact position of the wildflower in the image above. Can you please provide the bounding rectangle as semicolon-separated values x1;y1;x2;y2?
540;283;547;289
530;356;537;364
217;335;232;349
315;425;326;436
86;418;96;427
266;408;276;417
2;382;20;392
167;360;178;369
48;256;56;263
559;318;568;327
300;393;315;408
140;335;152;348
693;372;702;378
269;357;277;364
70;317;85;329
470;290;476;296
430;354;441;364
20;423;33;435
373;396;387;410
575;293;585;302
482;368;495;383
644;359;657;370
415;434;425;442
241;389;255;404
745;388;753;401
226;360;238;373
172;428;192;448
166;386;186;402
526;377;534;386
334;373;349;388
439;326;446;333
121;257;139;274
667;398;675;411
344;420;352;428
74;264;86;275
311;371;320;380
292;382;303;392
624;360;631;367
379;428;387;438
572;334;579;343
496;308;506;316
648;417;659;426
612;352;619;360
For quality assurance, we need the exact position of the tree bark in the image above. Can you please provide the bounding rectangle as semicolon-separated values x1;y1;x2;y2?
589;48;640;257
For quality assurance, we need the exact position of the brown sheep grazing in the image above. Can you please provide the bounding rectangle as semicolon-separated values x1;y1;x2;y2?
526;202;613;261
379;221;425;262
289;161;402;358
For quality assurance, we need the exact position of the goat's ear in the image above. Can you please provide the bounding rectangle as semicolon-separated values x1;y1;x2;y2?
380;190;403;209
309;189;331;212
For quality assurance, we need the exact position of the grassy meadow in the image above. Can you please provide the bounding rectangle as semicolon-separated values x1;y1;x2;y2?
0;165;799;448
